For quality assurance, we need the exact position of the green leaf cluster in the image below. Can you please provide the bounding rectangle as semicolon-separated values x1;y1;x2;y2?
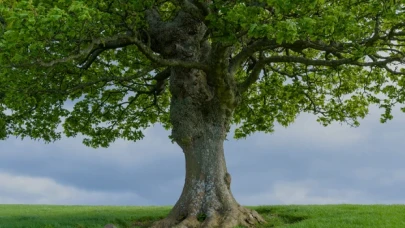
0;0;404;146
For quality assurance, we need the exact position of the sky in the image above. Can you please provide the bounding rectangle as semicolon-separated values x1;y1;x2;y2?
0;104;404;206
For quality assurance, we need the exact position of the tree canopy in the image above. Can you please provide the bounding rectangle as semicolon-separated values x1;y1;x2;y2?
0;0;404;147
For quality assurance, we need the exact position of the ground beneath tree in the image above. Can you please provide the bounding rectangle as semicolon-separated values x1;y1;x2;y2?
128;207;309;228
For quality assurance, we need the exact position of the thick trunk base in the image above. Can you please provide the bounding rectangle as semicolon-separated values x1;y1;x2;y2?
151;173;265;228
151;203;265;228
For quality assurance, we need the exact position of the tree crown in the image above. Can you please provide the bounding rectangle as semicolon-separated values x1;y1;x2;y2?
0;0;404;147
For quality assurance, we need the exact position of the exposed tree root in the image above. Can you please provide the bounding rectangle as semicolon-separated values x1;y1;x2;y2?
151;204;265;228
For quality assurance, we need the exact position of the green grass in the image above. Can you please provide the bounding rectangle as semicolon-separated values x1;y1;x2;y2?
0;204;404;228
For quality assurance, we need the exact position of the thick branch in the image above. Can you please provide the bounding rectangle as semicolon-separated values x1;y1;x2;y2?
37;34;209;71
229;39;278;75
37;35;133;68
127;35;209;71
230;38;349;75
238;54;403;93
148;67;171;95
238;55;265;92
79;36;135;69
151;67;171;81
368;55;405;75
230;18;405;75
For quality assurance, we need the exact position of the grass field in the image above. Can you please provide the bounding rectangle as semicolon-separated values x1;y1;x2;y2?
0;204;404;228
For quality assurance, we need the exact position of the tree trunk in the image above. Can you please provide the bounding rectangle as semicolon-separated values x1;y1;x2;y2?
145;8;265;228
151;67;265;228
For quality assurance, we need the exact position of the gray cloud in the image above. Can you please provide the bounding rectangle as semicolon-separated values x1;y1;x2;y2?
0;172;150;205
0;105;404;205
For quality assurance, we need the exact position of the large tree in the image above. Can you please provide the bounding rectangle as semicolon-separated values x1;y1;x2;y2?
1;0;404;227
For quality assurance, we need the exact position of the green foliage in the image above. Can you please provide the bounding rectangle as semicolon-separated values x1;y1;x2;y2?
0;0;170;146
229;0;405;138
0;0;404;145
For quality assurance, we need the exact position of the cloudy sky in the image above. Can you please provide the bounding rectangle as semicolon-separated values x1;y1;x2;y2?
0;104;404;206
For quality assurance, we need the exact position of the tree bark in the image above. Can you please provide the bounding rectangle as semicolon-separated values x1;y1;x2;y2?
145;7;265;228
151;67;265;228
